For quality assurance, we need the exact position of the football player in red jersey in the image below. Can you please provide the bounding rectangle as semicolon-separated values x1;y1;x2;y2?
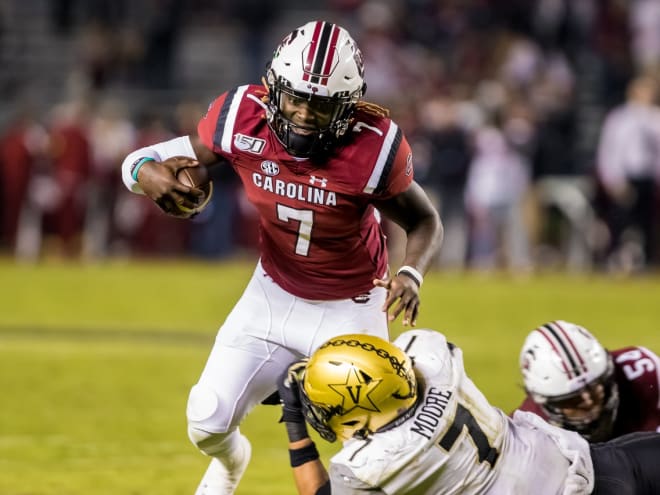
120;20;442;494
517;320;660;442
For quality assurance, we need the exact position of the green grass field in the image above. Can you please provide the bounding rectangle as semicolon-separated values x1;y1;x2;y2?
1;259;659;494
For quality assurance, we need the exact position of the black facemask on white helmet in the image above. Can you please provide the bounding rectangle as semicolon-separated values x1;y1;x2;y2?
266;21;366;158
520;320;620;442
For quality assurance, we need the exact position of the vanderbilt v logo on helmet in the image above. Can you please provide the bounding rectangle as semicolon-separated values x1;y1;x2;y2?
328;366;382;413
301;334;417;442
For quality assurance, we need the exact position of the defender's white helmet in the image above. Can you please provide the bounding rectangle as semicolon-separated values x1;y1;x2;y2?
266;20;366;157
520;320;618;440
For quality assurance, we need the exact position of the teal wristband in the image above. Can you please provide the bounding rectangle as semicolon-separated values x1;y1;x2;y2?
131;157;155;182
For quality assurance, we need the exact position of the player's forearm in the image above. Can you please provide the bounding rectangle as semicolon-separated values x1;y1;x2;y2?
401;211;443;275
289;438;330;495
121;135;198;194
120;134;222;194
376;182;443;274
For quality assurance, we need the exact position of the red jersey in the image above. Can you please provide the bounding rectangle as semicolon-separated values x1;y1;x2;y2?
197;85;413;300
517;346;660;440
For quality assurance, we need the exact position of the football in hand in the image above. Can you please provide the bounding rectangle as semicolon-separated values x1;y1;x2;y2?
176;165;213;215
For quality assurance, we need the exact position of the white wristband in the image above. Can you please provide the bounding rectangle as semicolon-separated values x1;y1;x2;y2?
121;148;160;194
396;265;423;287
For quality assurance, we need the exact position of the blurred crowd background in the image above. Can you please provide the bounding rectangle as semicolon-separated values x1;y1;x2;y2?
1;0;660;274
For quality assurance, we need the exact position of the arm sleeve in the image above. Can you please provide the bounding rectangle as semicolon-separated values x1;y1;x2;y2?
120;135;197;193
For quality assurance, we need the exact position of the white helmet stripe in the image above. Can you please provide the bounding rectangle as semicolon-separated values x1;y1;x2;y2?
553;320;587;372
540;321;586;379
535;326;574;379
302;21;340;85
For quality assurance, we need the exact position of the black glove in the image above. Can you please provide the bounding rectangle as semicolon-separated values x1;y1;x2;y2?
277;359;307;424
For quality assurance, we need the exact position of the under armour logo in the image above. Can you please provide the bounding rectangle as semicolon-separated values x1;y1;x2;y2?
309;175;328;187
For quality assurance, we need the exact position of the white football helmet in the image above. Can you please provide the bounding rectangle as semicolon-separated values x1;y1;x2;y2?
520;320;618;440
266;20;366;157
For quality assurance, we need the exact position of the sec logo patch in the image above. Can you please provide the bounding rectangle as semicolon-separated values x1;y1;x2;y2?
260;160;280;176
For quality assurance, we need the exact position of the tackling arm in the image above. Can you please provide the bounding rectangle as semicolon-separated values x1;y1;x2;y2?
289;438;331;495
277;362;331;495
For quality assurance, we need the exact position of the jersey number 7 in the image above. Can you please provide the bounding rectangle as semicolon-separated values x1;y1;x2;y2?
277;204;314;256
438;403;500;467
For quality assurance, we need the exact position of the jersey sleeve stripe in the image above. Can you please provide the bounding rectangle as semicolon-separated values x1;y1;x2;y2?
214;85;248;154
363;122;402;194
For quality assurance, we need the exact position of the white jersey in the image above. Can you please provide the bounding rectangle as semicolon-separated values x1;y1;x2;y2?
328;329;594;495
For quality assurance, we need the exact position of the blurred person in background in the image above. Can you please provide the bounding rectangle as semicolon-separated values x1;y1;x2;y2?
276;330;660;495
0;107;49;254
629;0;660;74
354;1;425;107
119;20;442;495
414;94;473;269
45;99;92;258
595;74;660;271
85;97;136;258
517;320;660;442
464;124;532;271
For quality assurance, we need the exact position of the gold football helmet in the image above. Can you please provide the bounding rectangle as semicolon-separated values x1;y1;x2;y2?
300;334;418;442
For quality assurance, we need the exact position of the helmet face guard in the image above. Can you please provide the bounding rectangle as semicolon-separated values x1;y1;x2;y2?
539;361;619;441
299;387;340;443
266;21;365;158
520;321;620;441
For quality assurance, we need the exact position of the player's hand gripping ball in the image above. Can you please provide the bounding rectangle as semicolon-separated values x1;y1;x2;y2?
176;164;213;216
